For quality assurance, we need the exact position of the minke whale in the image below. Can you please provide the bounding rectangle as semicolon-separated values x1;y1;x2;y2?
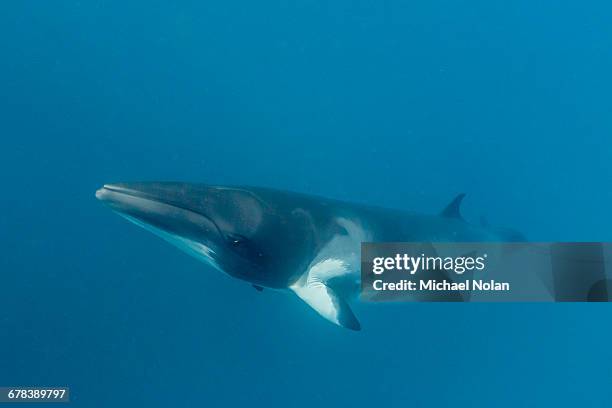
96;182;523;330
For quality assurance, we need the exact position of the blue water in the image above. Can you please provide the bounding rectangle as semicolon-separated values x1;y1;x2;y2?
1;1;611;406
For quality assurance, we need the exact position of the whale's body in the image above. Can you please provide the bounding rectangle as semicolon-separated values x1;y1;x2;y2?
96;182;522;330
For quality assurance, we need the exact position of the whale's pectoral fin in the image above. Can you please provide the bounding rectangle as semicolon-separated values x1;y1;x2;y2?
291;279;361;331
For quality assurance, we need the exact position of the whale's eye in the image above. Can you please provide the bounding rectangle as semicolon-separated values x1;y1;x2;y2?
227;233;248;247
225;233;266;261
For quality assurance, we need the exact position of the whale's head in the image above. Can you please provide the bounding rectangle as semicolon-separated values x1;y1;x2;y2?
96;182;318;287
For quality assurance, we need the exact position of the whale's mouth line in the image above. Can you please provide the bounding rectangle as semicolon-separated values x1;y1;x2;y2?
96;184;227;241
97;184;193;213
97;184;153;201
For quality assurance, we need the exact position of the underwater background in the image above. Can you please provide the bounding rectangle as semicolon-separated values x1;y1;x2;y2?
1;0;611;406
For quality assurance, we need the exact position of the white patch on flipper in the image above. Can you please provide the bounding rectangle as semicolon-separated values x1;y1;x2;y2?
290;276;361;330
307;258;349;283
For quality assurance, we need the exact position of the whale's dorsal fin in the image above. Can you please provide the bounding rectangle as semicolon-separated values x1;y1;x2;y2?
290;259;361;331
252;284;264;292
441;193;466;220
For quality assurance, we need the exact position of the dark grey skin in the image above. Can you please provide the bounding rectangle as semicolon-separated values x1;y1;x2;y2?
96;182;523;330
